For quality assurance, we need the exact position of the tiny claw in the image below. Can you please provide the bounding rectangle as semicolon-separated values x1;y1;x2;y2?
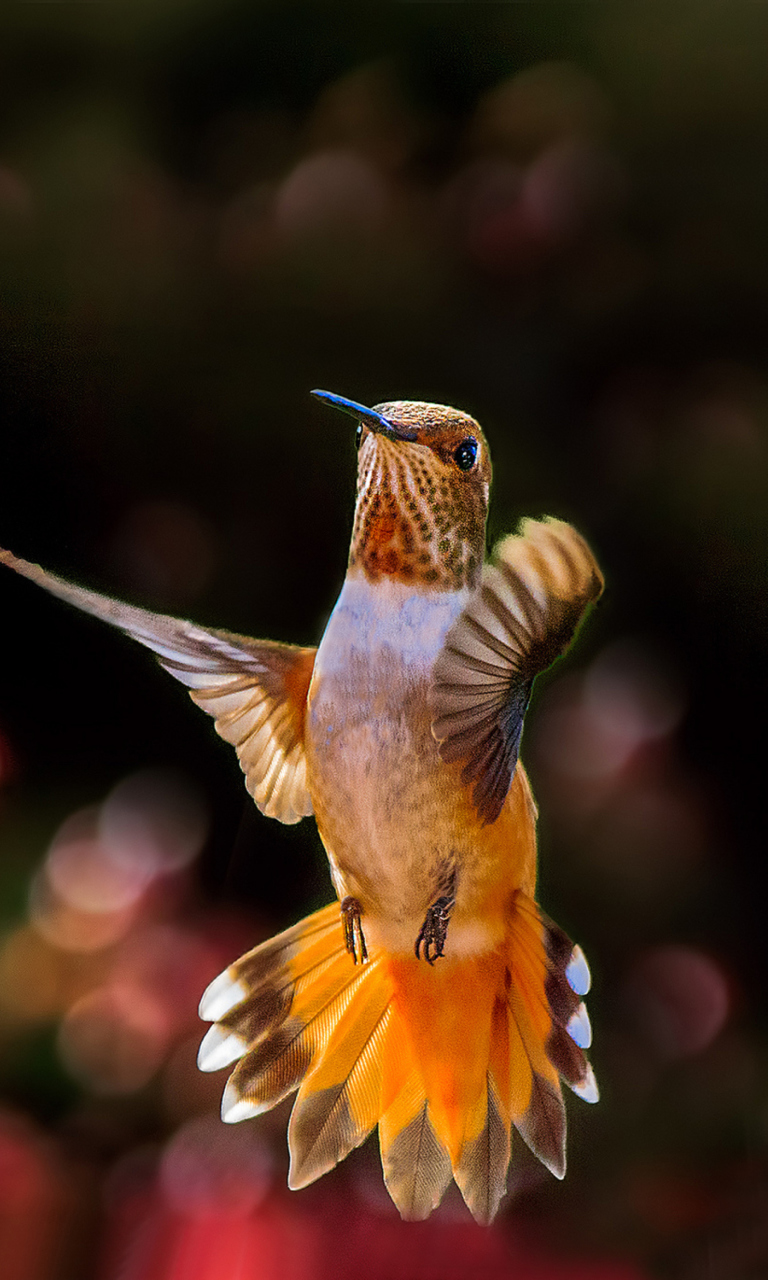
415;895;455;964
341;896;368;965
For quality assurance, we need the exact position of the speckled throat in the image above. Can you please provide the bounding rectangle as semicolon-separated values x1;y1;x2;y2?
348;431;488;591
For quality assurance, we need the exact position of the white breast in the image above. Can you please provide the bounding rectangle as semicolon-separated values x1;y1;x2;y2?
313;574;469;683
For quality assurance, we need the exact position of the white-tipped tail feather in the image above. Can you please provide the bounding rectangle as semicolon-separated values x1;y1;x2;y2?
198;971;249;1023
566;1003;592;1049
199;893;598;1223
197;1024;249;1073
570;1062;600;1104
566;945;592;996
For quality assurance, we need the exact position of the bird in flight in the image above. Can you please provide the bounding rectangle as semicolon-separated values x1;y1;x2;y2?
0;391;602;1223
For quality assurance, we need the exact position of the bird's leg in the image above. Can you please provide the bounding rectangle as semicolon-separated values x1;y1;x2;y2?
415;877;456;965
341;896;368;965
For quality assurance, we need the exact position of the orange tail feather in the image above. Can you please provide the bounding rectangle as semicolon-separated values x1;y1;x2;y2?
198;894;597;1222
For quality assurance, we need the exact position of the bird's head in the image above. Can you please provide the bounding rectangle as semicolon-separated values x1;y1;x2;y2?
312;391;491;591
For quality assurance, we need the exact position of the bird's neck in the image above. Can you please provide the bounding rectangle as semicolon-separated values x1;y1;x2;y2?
348;477;486;592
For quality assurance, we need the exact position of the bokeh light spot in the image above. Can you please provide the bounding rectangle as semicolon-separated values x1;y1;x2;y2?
625;946;730;1060
58;984;169;1094
274;149;390;239
0;927;63;1022
29;872;135;954
100;770;209;879
471;62;611;157
160;1115;272;1216
535;641;684;783
47;837;149;914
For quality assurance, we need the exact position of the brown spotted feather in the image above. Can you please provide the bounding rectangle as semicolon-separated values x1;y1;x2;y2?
350;402;489;591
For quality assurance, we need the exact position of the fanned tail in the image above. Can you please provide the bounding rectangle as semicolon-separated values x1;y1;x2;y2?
198;895;597;1223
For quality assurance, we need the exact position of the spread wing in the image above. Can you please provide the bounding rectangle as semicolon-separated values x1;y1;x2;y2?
429;518;603;824
0;548;316;825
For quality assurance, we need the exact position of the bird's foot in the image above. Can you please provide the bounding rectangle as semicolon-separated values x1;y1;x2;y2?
415;895;455;964
341;896;368;965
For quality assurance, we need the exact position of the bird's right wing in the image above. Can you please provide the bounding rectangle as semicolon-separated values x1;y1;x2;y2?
0;549;316;824
429;518;603;824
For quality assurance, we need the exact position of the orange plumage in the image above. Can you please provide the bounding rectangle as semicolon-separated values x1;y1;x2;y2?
0;391;602;1222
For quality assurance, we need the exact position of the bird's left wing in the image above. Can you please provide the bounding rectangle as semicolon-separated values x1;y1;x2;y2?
429;518;603;824
0;549;316;825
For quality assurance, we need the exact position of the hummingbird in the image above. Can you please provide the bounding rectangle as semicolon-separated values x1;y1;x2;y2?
0;391;602;1223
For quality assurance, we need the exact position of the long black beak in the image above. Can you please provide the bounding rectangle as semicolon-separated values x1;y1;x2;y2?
311;390;418;442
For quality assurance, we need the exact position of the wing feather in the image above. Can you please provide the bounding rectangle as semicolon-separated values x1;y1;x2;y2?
429;518;603;822
0;548;316;824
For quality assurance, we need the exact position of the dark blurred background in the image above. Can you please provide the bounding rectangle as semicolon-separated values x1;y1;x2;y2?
0;4;766;1278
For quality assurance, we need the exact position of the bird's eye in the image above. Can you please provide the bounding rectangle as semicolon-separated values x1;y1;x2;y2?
355;423;363;450
453;438;478;471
